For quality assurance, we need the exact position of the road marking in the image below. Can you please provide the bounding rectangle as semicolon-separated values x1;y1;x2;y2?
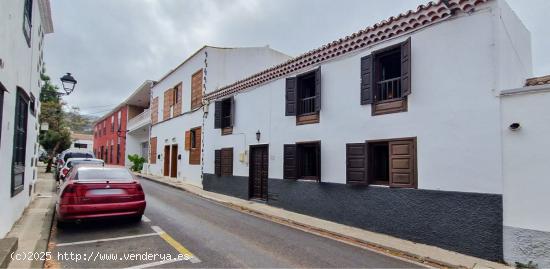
124;258;182;269
56;233;158;247
141;215;151;222
151;226;201;263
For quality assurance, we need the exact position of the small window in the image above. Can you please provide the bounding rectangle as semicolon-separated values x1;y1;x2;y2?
283;142;321;181
111;115;115;132
214;97;234;134
23;0;33;46
190;129;197;149
215;148;233;176
345;138;417;188
188;127;201;165
29;93;36;116
285;68;321;125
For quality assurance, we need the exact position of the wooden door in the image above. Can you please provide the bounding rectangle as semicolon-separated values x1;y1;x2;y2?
163;145;170;177
249;145;268;200
170;144;178;178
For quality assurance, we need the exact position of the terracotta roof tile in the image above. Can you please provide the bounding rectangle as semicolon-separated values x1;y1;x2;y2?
204;0;489;101
525;75;550;86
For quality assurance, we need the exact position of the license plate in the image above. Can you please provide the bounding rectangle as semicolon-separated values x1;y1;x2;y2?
88;189;125;195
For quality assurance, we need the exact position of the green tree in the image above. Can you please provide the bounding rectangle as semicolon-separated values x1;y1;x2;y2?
38;69;72;172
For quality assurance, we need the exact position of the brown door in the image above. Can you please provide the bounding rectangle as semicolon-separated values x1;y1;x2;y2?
170;144;178;178
163;145;170;177
249;145;268;200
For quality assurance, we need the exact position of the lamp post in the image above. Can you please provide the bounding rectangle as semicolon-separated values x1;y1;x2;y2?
59;73;77;95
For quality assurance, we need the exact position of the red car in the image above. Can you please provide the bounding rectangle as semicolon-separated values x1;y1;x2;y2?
56;166;146;227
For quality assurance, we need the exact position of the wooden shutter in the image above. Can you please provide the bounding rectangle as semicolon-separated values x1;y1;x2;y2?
229;96;235;127
189;127;201;165
184;130;191;150
221;148;233;176
283;144;297;179
401;37;411;96
214;101;222;129
150;137;157;164
314;67;321;112
360;55;373;105
285;77;297;116
389;139;416;188
215;150;221;176
151;97;159;124
346;143;367;184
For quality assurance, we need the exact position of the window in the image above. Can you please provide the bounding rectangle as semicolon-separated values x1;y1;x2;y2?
29;93;36;116
215;148;233;176
150;137;157;164
111;115;115;132
163;88;174;120
283;141;321;181
117;111;121;131
345;138;417;188
186;127;201;165
23;0;33;46
100;146;104;160
285;68;321;125
74;143;88;149
191;69;203;110
117;137;121;164
173;83;182;116
141;141;149;159
214;97;234;135
360;38;411;115
12;88;29;196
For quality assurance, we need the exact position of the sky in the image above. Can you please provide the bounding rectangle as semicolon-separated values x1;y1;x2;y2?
44;0;550;116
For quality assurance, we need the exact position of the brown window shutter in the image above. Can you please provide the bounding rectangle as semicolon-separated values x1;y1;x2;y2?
314;67;321;112
221;148;233;176
184;130;191;150
283;144;297;179
360;55;373;105
229;96;235;127
389;139;416;188
150;137;157;164
214;101;222;129
151;97;159;124
346;143;367;184
285;77;297;116
215;150;221;176
401;37;411;96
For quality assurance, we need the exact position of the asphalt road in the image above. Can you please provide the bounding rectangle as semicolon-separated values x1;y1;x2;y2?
49;178;421;268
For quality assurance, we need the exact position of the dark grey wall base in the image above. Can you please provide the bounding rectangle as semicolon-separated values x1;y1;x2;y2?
203;174;249;200
203;174;503;262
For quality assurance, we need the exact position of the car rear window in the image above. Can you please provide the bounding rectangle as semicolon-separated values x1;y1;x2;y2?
67;160;103;168
64;153;93;162
76;168;133;181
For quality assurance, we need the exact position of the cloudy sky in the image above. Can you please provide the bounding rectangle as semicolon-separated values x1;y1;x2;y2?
44;0;550;116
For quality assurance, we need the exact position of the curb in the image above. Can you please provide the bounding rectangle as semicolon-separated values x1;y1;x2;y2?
136;174;466;268
0;238;18;268
30;191;57;268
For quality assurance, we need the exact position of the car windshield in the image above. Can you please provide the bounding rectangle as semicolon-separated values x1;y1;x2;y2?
64;152;93;162
76;168;133;181
67;160;103;168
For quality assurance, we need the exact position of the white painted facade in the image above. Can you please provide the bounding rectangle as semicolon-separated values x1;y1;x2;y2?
0;0;53;237
147;46;290;187
501;85;550;267
203;0;531;195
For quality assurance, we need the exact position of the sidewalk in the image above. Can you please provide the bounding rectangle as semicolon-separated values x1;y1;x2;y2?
6;164;57;269
136;172;511;269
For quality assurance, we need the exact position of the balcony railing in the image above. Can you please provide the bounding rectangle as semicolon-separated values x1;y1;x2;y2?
127;109;151;132
376;77;401;101
298;96;316;115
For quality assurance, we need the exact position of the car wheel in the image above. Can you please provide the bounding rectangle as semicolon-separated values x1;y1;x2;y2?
129;215;142;223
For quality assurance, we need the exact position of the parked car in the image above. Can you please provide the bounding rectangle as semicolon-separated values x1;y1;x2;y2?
56;166;146;227
58;158;104;181
55;149;95;181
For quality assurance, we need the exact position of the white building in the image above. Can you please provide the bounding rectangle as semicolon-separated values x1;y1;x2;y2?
146;46;291;187
125;80;156;167
70;132;93;150
200;0;537;263
0;0;53;237
500;75;550;267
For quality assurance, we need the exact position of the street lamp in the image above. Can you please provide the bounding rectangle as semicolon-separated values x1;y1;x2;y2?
60;73;77;95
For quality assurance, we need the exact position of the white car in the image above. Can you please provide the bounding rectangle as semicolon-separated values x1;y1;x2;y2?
59;158;104;181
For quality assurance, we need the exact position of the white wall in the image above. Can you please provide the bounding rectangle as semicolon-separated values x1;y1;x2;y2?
71;139;93;149
501;88;550;232
204;2;530;195
126;127;149;167
0;0;48;236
